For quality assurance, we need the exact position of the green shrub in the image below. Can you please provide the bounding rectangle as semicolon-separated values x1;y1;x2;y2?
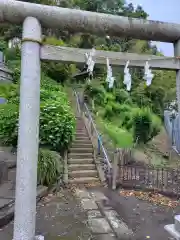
132;108;161;143
151;115;162;138
0;39;7;51
40;100;75;151
84;83;106;107
105;92;115;104
0;88;75;151
5;47;21;61
38;148;62;186
118;104;132;113
42;61;75;85
0;103;19;146
0;83;18;99
103;104;113;119
111;102;121;114
115;89;130;104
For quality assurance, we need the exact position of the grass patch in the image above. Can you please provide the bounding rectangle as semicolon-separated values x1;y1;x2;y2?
96;117;133;148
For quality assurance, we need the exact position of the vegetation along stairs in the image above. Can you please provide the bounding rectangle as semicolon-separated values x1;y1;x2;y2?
68;116;100;184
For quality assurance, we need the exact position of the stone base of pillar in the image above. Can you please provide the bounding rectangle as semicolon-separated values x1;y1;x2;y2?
165;215;180;240
35;236;44;240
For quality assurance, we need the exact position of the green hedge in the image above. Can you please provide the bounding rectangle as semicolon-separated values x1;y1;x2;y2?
0;82;75;151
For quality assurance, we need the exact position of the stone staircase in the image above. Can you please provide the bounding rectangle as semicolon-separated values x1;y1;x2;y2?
68;117;100;184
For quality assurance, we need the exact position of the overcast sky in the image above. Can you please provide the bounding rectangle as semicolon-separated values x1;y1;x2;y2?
127;0;180;56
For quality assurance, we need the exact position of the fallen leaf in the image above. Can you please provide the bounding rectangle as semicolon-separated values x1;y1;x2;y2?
119;190;179;208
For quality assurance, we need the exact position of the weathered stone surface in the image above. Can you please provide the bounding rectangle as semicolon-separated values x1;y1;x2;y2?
95;233;117;240
75;189;91;199
104;210;133;239
88;218;112;234
81;198;98;210
0;182;15;198
87;210;102;218
0;199;13;210
90;191;108;201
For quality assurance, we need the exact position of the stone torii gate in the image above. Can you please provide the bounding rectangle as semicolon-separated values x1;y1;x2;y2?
0;0;180;239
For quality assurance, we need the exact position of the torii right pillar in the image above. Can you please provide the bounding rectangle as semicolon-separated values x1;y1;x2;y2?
174;40;180;153
164;40;180;240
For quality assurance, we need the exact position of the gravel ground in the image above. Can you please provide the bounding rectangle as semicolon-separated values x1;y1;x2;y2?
0;188;93;240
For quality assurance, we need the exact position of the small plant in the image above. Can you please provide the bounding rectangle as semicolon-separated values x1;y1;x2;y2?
38;148;62;186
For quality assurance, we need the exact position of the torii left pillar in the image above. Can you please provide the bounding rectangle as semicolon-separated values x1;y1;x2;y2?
13;17;42;240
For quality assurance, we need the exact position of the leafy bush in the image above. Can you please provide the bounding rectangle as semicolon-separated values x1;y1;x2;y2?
43;62;71;85
0;85;75;152
38;148;62;186
0;103;19;146
115;89;130;104
104;105;113;119
132;108;161;143
105;92;115;104
111;102;121;114
151;115;162;139
0;83;18;100
40;100;75;151
7;60;21;83
5;47;21;61
0;39;7;51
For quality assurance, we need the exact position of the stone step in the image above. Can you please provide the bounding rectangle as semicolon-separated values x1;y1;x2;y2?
70;148;93;153
76;129;87;132
74;139;91;144
69;170;98;178
71;143;92;148
75;137;90;141
76;127;85;130
76;123;85;126
75;133;88;137
69;177;99;184
69;164;96;171
68;159;94;164
76;132;87;136
69;153;93;159
75;133;89;137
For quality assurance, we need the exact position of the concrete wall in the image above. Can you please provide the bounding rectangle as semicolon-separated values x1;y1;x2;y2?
0;64;13;83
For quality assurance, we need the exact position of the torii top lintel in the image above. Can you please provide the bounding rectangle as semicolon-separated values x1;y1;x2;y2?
0;0;180;43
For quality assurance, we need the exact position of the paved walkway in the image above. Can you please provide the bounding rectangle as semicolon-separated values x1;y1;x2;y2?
74;187;133;240
0;186;178;240
0;187;133;240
